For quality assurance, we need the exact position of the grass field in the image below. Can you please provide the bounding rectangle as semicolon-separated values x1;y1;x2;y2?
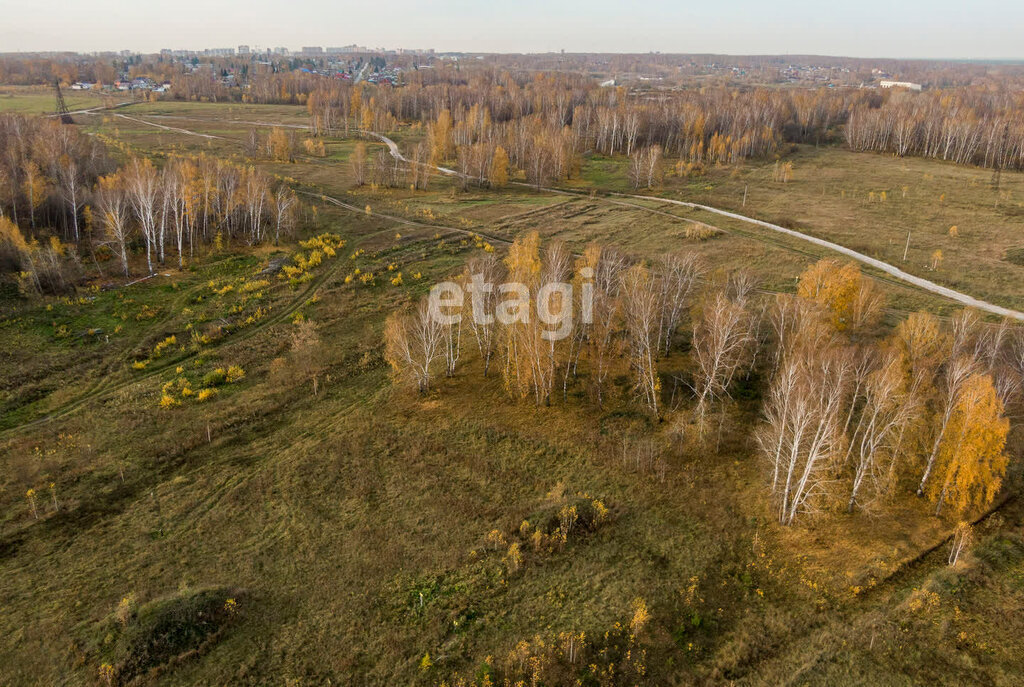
0;85;123;114
571;145;1024;312
2;96;1024;685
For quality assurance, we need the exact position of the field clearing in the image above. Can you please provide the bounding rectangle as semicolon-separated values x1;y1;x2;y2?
4;232;1021;683
5;98;1024;684
74;108;943;322
124;100;315;127
0;85;110;114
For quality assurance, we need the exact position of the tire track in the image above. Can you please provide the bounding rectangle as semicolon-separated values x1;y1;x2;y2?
0;256;345;439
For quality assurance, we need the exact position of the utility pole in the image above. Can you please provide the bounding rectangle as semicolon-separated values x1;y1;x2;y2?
53;79;73;124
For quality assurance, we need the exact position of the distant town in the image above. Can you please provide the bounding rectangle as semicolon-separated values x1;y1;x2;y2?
42;45;936;98
56;45;448;94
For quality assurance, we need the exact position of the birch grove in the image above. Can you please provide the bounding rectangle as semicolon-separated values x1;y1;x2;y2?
377;246;1017;528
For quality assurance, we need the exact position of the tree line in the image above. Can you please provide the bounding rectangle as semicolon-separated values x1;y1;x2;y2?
303;76;1024;201
385;232;715;413
8;51;1024;171
845;88;1024;170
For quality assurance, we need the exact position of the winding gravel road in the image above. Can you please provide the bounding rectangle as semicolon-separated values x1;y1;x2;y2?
617;193;1024;321
365;129;1024;322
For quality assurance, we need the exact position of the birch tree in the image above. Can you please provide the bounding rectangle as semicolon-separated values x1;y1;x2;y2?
464;254;502;377
846;351;911;512
273;185;296;246
691;290;755;437
583;244;626;407
759;343;849;525
351;142;367;186
125;158;159;274
384;298;444;393
621;263;660;415
500;232;542;400
243;168;268;244
928;373;1009;517
918;355;978;496
95;172;132;277
655;251;705;356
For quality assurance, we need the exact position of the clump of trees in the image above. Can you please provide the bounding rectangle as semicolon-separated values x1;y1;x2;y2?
628;145;664;189
384;300;444;393
795;258;883;331
0;113;301;289
760;260;1018;525
383;231;714;415
0;217;81;294
0;114;111;242
245;127;298;162
95;154;297;276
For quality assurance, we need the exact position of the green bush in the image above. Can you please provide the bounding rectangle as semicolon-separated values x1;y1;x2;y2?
201;368;227;386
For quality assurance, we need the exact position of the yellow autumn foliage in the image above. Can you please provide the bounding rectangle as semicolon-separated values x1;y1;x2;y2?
929;373;1009;517
797;258;881;331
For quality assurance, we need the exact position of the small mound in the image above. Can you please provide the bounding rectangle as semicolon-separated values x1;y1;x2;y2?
528;495;610;539
90;586;243;684
1005;247;1024;266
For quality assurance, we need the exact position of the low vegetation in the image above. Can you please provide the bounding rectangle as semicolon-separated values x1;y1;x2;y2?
2;60;1024;685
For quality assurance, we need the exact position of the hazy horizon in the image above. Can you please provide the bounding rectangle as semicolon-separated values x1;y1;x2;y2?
0;0;1021;61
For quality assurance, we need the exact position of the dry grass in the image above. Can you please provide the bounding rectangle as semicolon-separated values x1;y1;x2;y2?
0;85;106;114
577;145;1024;311
2;101;1023;685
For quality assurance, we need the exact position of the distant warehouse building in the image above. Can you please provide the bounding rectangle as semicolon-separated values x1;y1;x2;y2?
880;80;922;91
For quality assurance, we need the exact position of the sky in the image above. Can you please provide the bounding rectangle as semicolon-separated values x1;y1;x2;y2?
0;0;1021;60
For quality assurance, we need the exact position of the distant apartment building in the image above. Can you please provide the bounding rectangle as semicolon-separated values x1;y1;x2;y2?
880;80;922;91
238;45;251;55
302;46;324;55
326;45;367;54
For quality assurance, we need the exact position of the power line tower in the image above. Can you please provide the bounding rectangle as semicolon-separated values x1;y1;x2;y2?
53;79;74;124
